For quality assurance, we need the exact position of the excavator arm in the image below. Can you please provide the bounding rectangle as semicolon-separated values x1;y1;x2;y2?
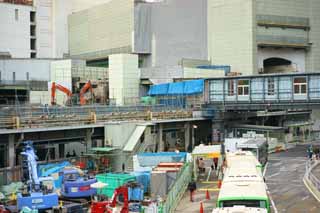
51;82;73;105
79;80;94;105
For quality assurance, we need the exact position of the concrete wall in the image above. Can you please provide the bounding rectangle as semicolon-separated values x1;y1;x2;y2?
147;0;207;67
29;90;50;105
208;0;257;75
104;123;136;148
68;0;134;58
0;3;32;58
0;59;52;81
256;0;320;72
109;54;140;106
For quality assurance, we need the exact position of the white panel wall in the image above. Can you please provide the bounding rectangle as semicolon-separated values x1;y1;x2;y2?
35;0;54;58
0;59;52;81
30;91;50;105
69;0;134;57
208;0;257;75
0;4;31;58
109;54;140;106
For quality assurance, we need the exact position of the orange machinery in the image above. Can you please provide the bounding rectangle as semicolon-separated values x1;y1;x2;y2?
79;80;94;105
51;82;73;105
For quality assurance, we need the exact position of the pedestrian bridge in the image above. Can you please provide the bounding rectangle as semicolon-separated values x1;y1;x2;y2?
206;72;320;111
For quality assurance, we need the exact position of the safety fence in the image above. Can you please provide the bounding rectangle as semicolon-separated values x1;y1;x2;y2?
160;162;193;213
304;159;320;201
0;104;194;129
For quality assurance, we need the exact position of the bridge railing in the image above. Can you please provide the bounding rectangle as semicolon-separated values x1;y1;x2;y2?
304;159;320;201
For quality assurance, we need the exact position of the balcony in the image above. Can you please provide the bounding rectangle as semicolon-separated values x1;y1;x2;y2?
0;0;33;6
257;35;310;49
257;15;310;30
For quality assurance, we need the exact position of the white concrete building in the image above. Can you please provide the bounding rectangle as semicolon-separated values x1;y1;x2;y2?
0;0;113;59
208;0;320;75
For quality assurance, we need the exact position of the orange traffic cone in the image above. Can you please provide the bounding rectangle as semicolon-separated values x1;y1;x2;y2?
218;180;222;188
206;189;210;200
199;202;204;213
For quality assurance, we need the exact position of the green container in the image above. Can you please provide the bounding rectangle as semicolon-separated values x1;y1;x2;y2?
141;96;156;105
96;173;136;197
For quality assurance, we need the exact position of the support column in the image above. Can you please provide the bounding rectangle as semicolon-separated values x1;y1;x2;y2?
8;134;15;183
184;122;191;152
8;134;15;168
158;124;164;152
86;129;93;152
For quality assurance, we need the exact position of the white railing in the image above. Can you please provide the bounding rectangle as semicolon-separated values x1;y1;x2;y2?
304;159;320;199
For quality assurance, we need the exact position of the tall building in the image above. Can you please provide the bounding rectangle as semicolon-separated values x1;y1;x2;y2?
0;0;113;59
208;0;320;75
68;0;216;85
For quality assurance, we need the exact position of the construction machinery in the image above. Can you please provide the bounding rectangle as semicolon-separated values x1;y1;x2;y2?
17;141;59;210
79;80;94;105
61;169;97;198
91;185;129;213
51;82;73;105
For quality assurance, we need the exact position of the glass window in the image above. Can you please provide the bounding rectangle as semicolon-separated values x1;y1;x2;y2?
15;9;19;21
221;200;267;208
293;77;307;94
267;78;275;95
238;79;249;96
228;80;234;96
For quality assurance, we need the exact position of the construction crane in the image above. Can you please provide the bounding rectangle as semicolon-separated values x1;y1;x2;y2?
51;82;73;105
17;141;59;210
79;80;94;106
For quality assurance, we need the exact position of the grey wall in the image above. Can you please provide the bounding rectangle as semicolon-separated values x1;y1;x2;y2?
146;0;208;67
0;59;52;81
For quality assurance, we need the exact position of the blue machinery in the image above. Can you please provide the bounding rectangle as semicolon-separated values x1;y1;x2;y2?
17;141;59;210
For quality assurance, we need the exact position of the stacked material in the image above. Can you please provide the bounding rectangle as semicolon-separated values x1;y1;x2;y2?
150;162;184;198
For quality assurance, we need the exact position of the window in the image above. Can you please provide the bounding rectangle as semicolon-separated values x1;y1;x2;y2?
267;78;275;95
13;72;16;82
31;39;36;50
294;77;307;94
221;200;267;208
15;9;19;21
238;80;249;96
227;80;235;96
30;11;36;22
30;52;36;58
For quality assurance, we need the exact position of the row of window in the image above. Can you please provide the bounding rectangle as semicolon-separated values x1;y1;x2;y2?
226;77;307;96
0;72;29;81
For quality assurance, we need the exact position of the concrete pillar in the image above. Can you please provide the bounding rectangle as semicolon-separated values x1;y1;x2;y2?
8;134;15;168
184;122;191;152
86;129;93;152
158;124;164;152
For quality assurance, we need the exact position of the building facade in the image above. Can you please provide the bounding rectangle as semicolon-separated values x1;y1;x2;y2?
208;0;320;75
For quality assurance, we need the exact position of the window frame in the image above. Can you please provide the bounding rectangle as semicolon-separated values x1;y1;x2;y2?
293;77;307;95
227;80;235;96
237;79;250;96
267;78;275;96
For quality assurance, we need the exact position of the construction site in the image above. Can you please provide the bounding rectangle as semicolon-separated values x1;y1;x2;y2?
1;0;320;212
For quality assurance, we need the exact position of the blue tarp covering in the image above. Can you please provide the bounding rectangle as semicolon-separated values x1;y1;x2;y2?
38;161;71;177
148;83;169;96
130;171;151;192
137;152;187;167
148;80;204;96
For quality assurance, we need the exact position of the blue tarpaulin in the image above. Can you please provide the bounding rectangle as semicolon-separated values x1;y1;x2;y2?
137;152;187;167
148;80;204;96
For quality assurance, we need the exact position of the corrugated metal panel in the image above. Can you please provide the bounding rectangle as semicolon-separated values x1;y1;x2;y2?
123;125;146;152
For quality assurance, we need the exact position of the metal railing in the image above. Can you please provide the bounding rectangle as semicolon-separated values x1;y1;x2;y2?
160;162;193;213
305;159;320;193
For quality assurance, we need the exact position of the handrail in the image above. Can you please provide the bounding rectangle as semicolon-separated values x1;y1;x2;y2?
304;159;320;201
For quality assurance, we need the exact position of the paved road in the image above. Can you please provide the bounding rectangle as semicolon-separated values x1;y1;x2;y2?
266;144;320;212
